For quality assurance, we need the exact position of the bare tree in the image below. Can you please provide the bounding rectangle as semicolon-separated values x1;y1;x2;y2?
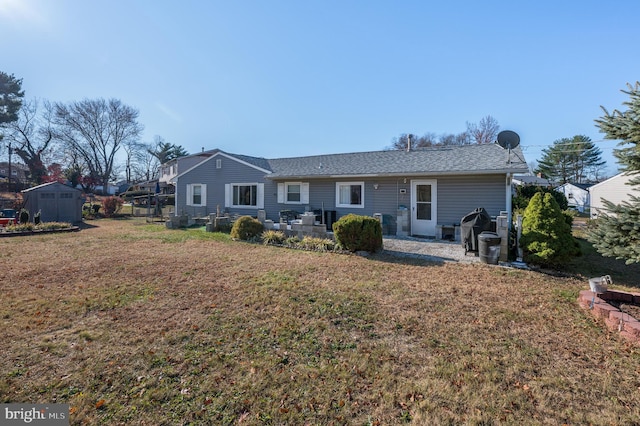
135;144;160;182
53;98;143;191
1;98;56;184
466;115;500;144
389;133;438;150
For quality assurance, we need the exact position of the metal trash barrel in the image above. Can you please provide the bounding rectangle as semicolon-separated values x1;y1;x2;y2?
478;231;501;264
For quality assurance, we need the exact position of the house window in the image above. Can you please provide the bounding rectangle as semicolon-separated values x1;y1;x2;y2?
233;185;257;206
336;182;364;208
216;159;222;169
60;193;73;199
186;184;206;206
40;193;55;199
225;183;264;209
277;182;309;204
287;184;301;202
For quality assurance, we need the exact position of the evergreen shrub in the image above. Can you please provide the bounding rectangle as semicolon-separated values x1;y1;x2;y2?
332;214;382;253
19;209;29;224
520;192;581;267
230;216;264;241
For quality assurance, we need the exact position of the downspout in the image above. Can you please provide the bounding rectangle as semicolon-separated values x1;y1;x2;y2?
506;172;512;230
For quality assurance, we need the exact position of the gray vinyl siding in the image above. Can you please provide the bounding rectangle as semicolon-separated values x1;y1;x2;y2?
176;154;509;236
175;155;275;218
270;175;507;234
436;175;506;225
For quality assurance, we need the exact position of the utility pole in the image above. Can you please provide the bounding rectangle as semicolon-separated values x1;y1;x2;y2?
8;140;12;192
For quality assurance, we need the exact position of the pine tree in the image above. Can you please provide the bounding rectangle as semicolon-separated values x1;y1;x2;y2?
589;82;640;264
535;135;605;184
0;72;24;126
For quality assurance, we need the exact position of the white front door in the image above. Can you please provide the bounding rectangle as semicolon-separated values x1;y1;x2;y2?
411;180;437;236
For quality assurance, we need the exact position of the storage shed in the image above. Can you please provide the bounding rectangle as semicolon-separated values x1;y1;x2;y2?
22;182;83;223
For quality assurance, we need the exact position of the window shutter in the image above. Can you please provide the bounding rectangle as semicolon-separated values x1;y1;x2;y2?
200;184;207;206
257;183;264;209
186;184;193;206
224;184;231;208
277;183;285;203
301;182;309;204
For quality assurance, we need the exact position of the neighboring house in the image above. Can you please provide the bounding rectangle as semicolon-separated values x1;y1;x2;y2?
590;173;639;219
172;144;528;237
159;150;218;189
22;181;84;223
512;174;552;187
556;182;592;213
0;162;29;184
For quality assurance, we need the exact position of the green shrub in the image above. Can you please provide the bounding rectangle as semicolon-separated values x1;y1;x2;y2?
332;214;383;253
520;192;581;268
513;184;568;211
230;216;264;241
101;197;123;218
19;209;29;224
261;229;286;245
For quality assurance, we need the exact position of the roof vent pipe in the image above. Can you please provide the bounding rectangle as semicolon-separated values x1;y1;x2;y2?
407;134;412;152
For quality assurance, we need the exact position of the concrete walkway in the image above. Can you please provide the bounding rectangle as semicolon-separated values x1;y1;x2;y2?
382;236;481;263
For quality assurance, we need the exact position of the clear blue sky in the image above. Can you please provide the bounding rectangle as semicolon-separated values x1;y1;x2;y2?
2;0;639;177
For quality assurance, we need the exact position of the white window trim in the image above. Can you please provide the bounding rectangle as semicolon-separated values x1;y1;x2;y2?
277;182;309;205
186;183;207;206
335;181;365;208
225;183;264;209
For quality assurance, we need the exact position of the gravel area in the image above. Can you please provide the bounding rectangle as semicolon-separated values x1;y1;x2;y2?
382;236;481;263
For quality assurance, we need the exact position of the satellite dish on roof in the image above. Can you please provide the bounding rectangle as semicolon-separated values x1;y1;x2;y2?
496;130;520;149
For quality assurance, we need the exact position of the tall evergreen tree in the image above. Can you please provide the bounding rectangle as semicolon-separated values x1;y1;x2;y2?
149;136;188;164
0;71;24;128
588;82;640;264
535;135;605;184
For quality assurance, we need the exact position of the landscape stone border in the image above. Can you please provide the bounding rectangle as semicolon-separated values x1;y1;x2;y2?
0;226;80;238
578;289;640;344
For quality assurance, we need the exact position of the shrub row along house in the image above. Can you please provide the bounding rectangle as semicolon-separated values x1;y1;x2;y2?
166;144;528;238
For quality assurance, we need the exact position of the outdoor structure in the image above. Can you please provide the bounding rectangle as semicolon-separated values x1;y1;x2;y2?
22;182;83;223
556;182;592;213
170;144;528;238
590;172;639;219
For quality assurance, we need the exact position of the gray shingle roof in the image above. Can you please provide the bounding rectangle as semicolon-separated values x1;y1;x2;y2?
261;144;528;178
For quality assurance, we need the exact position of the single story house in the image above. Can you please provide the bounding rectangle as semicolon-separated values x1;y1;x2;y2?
22;181;84;223
556;182;592;213
171;144;528;238
590;172;639;219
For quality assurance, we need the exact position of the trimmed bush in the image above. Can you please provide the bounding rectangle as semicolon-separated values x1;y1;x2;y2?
520;192;581;267
332;214;382;253
19;209;29;224
230;216;264;241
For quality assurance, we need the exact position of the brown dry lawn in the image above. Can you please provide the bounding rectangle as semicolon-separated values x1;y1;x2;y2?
1;218;640;425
